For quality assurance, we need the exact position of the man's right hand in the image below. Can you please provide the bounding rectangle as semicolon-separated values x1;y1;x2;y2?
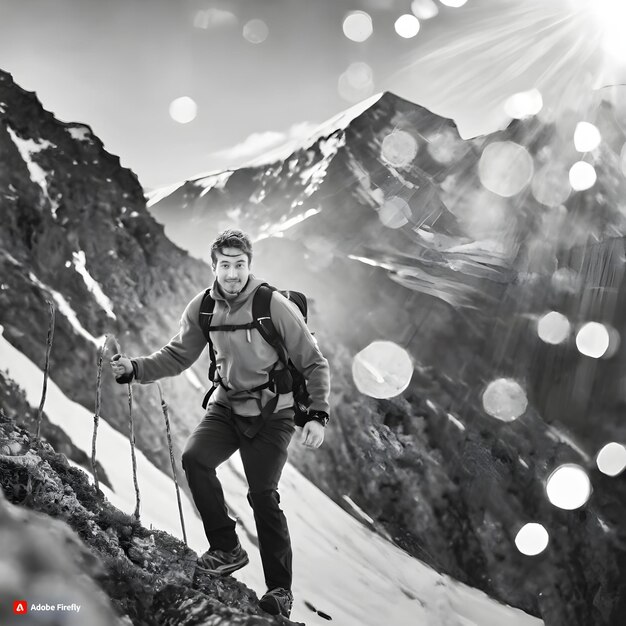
110;354;134;384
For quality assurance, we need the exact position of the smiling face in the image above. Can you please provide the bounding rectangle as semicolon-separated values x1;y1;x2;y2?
212;246;251;299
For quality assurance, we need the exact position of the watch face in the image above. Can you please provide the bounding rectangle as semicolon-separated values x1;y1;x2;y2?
311;413;328;426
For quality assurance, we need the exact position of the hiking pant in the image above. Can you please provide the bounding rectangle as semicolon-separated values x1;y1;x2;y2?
181;402;295;591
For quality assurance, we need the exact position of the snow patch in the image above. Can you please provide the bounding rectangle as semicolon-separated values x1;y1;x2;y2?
66;125;91;142
298;133;346;197
347;255;396;271
311;92;383;137
6;125;58;218
244;93;382;169
0;101;6;113
193;171;233;197
255;208;321;241
342;495;375;525
71;251;116;320
27;271;100;346
447;413;466;431
545;425;590;461
145;181;186;208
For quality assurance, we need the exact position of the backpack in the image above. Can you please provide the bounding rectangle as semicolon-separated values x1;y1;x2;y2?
198;282;311;425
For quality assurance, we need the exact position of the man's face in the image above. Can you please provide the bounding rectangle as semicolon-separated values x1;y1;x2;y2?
213;247;251;299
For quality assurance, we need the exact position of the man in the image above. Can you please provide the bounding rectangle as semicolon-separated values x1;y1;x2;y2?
110;229;330;619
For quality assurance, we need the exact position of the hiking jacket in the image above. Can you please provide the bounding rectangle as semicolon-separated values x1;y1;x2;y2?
132;276;331;418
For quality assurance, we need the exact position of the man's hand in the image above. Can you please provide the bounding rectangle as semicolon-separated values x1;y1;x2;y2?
110;354;134;384
298;420;325;449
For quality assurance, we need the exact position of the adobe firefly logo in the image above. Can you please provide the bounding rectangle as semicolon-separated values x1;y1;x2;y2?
13;600;28;614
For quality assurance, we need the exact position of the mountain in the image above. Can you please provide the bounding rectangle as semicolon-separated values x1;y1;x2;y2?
0;69;212;477
147;91;626;624
1;66;625;625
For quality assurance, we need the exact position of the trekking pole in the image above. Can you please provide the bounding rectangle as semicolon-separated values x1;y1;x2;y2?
110;337;141;522
156;382;188;545
92;334;112;493
36;300;56;439
127;382;141;522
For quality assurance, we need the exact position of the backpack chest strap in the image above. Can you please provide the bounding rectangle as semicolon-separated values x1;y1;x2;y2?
208;321;257;332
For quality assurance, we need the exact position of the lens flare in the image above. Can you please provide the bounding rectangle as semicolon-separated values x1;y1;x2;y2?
169;97;197;124
482;378;528;422
602;325;621;359
479;142;534;197
381;130;419;167
569;161;597;191
596;442;626;476
504;89;543;119
346;62;374;89
515;523;549;556
574;122;602;152
378;196;412;228
411;0;439;19
576;322;610;358
243;19;269;44
426;128;465;164
546;464;592;510
531;164;571;207
440;0;468;7
352;341;413;399
551;267;581;294
343;11;373;42
537;311;571;345
338;63;375;102
395;14;421;38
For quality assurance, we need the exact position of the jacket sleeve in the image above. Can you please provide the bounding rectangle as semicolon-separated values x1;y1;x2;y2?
269;292;331;416
132;291;207;383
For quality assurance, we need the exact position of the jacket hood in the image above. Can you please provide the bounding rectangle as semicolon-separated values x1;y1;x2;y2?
209;275;265;308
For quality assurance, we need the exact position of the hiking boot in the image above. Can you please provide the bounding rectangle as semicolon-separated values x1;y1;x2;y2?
259;587;293;618
196;542;249;575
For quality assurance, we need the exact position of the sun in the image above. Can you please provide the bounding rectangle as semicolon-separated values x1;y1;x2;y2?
592;0;626;61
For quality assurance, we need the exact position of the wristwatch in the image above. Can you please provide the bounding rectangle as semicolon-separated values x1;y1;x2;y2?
307;410;329;427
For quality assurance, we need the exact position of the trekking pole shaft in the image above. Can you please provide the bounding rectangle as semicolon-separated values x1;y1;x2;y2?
156;382;187;545
92;334;111;492
36;301;56;439
127;383;141;521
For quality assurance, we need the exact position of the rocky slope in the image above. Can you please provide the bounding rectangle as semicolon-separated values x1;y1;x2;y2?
0;398;302;625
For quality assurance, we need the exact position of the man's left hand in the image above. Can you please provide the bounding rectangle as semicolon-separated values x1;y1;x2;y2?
299;420;325;449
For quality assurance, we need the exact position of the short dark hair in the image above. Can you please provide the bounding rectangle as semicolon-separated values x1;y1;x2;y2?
210;229;253;265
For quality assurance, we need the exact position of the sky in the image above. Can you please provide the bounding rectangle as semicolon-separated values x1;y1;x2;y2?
0;0;623;188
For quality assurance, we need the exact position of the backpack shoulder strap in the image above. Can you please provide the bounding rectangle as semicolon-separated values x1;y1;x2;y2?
198;289;218;381
253;283;289;365
198;289;215;342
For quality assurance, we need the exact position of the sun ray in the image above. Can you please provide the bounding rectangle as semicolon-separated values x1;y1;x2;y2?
390;0;608;137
